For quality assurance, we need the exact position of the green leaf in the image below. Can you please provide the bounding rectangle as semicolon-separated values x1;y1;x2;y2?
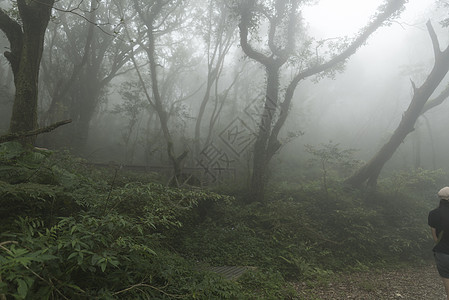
16;278;28;299
62;283;85;293
0;280;7;292
35;254;58;262
108;258;119;268
68;252;78;260
0;141;25;160
70;225;78;235
77;252;84;265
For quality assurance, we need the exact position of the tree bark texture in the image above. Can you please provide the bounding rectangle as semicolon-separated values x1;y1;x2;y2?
250;67;281;202
345;21;449;188
0;0;55;144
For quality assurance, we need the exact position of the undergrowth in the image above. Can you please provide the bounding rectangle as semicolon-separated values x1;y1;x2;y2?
0;141;439;299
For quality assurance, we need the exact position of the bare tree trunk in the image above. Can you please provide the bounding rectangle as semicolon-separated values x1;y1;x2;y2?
346;21;449;188
130;0;188;184
194;1;235;158
195;77;214;156
249;66;280;202
0;0;55;144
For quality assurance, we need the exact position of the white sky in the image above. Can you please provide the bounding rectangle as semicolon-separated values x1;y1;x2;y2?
302;0;435;38
296;0;443;157
303;0;380;36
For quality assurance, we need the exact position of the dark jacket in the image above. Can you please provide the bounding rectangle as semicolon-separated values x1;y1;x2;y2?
429;201;449;254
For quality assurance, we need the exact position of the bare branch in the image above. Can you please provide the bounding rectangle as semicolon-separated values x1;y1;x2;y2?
426;20;441;58
113;282;184;298
410;78;417;93
0;241;18;247
270;0;407;148
238;0;271;66
51;0;123;39
0;8;23;72
0;120;72;144
422;83;449;113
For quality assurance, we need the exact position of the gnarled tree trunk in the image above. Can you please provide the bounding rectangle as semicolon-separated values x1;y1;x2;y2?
346;21;449;188
238;0;406;202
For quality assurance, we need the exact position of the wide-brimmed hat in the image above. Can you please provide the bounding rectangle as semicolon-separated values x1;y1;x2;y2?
438;187;449;200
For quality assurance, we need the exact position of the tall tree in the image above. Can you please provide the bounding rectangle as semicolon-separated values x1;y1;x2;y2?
40;0;131;152
0;0;55;143
124;0;191;183
238;0;407;202
345;21;449;188
193;0;237;157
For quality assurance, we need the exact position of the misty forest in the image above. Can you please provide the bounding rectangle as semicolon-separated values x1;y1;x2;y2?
2;0;449;298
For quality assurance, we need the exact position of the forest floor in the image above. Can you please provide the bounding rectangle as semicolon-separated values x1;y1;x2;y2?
295;262;447;299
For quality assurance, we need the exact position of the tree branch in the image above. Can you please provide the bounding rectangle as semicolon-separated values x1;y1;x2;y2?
238;0;271;66
113;282;184;298
0;120;72;144
422;83;449;113
427;19;441;58
0;8;23;72
410;78;417;93
269;0;407;149
295;0;406;82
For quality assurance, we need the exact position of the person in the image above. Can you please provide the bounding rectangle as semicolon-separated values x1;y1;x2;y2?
429;186;449;300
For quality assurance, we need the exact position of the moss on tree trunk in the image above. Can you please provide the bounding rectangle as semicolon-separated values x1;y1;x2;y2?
1;0;55;144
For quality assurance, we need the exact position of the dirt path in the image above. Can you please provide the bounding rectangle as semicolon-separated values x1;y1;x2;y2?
295;263;446;299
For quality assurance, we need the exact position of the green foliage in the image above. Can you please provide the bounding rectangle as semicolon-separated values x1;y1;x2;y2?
176;202;270;267
438;0;449;27
0;212;247;299
189;273;242;299
180;175;435;287
1;212;199;299
0;144;244;299
237;269;297;299
305;141;361;193
379;168;445;197
0;142;99;228
0;142;440;298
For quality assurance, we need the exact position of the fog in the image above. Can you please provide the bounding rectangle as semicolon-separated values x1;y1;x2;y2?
289;0;448;172
1;0;449;185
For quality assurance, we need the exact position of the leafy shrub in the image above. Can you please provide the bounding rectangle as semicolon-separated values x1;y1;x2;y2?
379;168;445;198
179;177;434;284
0;143;243;299
0;141;439;298
237;269;297;299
